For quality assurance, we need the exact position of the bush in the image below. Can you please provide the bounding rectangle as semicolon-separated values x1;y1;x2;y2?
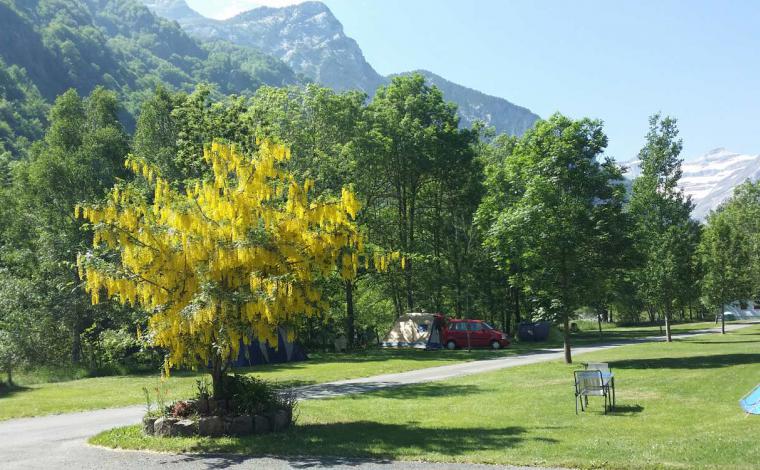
222;374;277;415
211;374;296;416
84;328;163;376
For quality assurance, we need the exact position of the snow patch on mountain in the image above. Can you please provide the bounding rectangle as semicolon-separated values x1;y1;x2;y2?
625;148;760;220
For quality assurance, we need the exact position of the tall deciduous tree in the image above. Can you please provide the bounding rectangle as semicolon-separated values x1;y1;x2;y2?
700;181;760;333
479;113;627;363
699;209;752;333
629;114;695;341
365;73;477;313
15;87;129;363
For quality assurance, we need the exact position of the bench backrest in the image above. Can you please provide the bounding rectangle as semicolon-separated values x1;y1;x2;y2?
575;370;605;396
586;362;611;374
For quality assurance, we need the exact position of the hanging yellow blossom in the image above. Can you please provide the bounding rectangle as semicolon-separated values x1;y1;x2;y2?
77;140;364;378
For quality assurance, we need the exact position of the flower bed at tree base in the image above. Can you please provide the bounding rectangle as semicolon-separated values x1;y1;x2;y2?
143;407;293;438
142;375;297;438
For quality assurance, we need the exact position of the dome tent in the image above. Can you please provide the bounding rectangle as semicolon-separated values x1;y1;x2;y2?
382;312;445;349
231;326;308;366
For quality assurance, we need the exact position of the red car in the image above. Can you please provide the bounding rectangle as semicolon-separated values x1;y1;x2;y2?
444;319;510;350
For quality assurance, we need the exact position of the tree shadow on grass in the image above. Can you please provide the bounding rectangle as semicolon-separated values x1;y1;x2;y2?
609;404;644;415
611;353;760;370
224;349;511;378
173;421;546;468
296;381;482;400
0;384;31;398
685;340;760;345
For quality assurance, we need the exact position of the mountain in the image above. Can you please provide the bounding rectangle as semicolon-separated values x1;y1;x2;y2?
142;0;540;136
146;1;384;92
142;0;204;21
625;148;760;220
391;70;539;136
0;0;297;150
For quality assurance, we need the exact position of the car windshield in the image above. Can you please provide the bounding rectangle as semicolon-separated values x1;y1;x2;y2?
482;322;494;330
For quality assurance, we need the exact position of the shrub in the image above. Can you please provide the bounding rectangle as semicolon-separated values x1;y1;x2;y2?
219;374;296;416
87;328;163;376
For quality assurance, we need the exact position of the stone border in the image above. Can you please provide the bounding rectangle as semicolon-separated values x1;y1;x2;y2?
143;408;292;438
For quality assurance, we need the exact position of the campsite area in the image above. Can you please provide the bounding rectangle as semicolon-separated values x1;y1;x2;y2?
91;324;760;469
1;320;757;469
0;319;718;421
3;1;760;469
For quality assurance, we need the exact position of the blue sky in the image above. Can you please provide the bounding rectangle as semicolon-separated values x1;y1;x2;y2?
187;0;760;161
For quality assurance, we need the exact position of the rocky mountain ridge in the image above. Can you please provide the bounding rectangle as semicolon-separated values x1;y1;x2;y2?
142;0;540;136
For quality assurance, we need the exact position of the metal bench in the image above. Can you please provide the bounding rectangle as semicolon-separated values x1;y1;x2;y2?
574;369;612;414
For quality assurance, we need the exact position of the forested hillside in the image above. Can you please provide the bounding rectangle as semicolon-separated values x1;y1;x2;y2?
142;0;540;136
392;70;538;136
0;0;297;155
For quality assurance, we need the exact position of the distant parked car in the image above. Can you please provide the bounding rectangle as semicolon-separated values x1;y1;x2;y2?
444;319;510;350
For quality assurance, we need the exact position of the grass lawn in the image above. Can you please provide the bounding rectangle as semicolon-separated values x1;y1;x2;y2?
92;323;760;469
0;320;719;421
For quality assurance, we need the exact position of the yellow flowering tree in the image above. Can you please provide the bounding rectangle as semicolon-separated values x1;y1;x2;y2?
76;140;384;397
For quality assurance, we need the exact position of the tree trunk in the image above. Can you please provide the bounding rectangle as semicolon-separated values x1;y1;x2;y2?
345;280;355;350
5;364;12;386
664;309;672;342
720;305;726;334
597;311;603;340
211;355;225;399
512;285;521;326
71;319;82;364
657;308;663;334
454;263;462;317
503;291;511;335
647;306;656;323
404;261;414;312
405;192;416;312
563;315;572;364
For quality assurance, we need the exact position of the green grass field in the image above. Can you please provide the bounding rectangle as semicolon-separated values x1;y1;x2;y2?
0;320;718;421
92;323;760;469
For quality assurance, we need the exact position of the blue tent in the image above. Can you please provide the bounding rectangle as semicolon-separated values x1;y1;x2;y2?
231;327;308;367
517;321;551;342
740;384;760;415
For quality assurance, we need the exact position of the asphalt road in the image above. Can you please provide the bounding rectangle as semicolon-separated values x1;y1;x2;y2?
0;322;752;470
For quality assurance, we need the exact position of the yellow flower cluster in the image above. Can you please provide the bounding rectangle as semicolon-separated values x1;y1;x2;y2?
76;140;401;373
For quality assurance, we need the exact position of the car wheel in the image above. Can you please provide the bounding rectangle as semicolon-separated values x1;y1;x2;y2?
446;340;457;350
491;340;502;350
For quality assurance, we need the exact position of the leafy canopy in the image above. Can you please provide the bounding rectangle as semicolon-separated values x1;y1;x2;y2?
76;140;387;373
477;113;627;362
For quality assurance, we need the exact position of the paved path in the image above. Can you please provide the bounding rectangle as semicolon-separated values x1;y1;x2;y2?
294;321;752;399
0;321;753;470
